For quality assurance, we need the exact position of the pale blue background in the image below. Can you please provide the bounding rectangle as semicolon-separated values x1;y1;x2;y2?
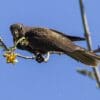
0;0;100;100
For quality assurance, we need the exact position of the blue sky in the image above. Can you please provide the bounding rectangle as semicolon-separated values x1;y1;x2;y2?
0;0;100;100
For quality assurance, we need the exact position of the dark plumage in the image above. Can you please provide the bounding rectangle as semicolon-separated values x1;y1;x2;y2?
10;23;100;66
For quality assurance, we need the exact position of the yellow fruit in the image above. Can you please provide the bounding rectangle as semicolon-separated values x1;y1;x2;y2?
4;52;17;64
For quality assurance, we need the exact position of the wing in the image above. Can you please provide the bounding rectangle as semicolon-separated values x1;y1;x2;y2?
25;27;84;53
50;29;85;41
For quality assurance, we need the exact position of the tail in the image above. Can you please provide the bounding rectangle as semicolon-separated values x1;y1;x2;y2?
65;50;100;67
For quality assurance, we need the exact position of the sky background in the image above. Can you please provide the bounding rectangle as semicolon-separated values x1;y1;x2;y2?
0;0;100;100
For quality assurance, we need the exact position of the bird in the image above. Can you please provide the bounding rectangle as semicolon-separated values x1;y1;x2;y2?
10;23;100;66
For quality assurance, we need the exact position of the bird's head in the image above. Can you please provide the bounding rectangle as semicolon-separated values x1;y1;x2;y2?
10;23;25;42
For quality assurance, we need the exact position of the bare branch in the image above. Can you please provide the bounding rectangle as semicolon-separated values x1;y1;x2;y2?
17;54;36;59
79;0;100;87
0;36;8;50
77;69;96;80
17;51;63;60
93;46;100;53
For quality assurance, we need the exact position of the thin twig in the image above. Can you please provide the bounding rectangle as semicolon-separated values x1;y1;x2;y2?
77;69;96;80
79;0;100;87
17;54;36;59
0;36;8;50
93;46;100;53
17;51;63;60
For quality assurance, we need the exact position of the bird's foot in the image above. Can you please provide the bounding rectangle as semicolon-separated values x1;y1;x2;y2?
35;52;50;63
35;54;44;63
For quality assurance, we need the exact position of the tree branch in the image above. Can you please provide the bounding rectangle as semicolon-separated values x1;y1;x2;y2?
0;36;8;50
77;69;96;80
79;0;100;88
93;46;100;53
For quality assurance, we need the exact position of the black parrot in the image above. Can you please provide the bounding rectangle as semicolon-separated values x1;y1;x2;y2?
10;23;100;66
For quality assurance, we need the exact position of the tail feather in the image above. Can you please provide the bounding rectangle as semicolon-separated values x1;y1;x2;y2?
66;50;100;67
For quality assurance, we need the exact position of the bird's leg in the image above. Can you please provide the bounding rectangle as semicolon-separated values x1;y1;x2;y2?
34;52;50;63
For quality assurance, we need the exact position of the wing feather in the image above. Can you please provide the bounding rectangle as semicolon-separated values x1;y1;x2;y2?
50;29;85;41
25;28;84;53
